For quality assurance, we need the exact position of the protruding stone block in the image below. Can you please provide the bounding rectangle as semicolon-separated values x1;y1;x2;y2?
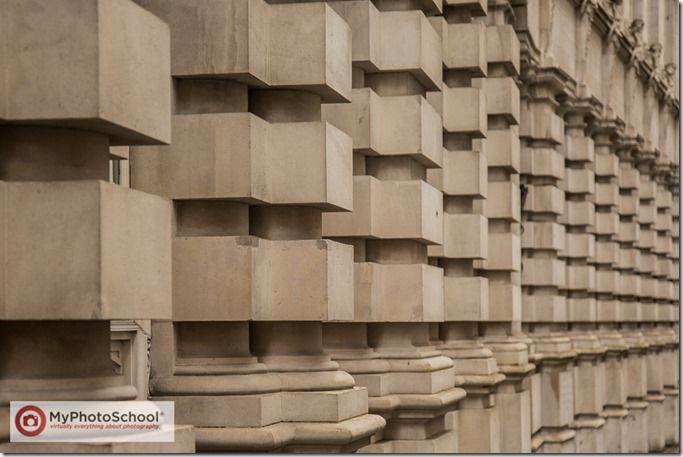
489;283;522;321
618;248;638;270
521;148;564;178
486;25;520;74
323;89;442;166
477;233;521;271
639;202;657;224
488;181;520;221
522;222;565;251
329;2;441;90
435;150;487;197
594;183;619;206
520;103;564;143
618;168;639;189
438;214;488;259
566;265;596;291
639;179;657;200
562;233;595;259
618;221;639;243
526;185;565;214
618;194;639;216
560;201;595;227
594;241;619;265
137;0;351;101
444;0;487;16
355;263;444;321
568;298;596;321
267;3;351;100
442;22;486;74
132;114;352;210
442;87;486;137
655;280;674;300
173;237;353;321
595;212;619;236
523;258;566;287
637;228;657;249
655;212;673;232
656;189;673;208
620;273;640;297
640;277;656;298
476;77;520;124
1;0;171;144
523;295;568;322
0;180;171;319
323;176;443;243
622;302;642;321
594;154;619;177
596;270;620;294
487;127;520;171
560;136;594;162
444;277;488;321
565;168;595;194
654;233;673;254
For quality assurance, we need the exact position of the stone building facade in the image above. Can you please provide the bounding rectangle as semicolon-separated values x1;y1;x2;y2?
0;0;679;453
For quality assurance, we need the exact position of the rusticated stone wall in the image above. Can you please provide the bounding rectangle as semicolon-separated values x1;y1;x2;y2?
0;0;678;453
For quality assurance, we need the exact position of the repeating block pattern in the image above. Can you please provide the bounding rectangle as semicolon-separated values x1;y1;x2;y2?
127;0;388;451
428;1;504;452
1;0;679;453
0;0;194;452
321;1;468;452
515;0;680;453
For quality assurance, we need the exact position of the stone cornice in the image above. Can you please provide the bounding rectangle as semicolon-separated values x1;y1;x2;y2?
589;0;679;113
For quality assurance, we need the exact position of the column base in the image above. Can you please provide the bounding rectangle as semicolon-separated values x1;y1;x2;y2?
625;399;649;453
532;428;576;453
572;416;605;452
645;393;666;452
663;387;679;447
359;429;457;453
367;389;465;453
154;387;369;426
600;407;628;452
497;382;532;452
458;404;500;452
194;414;385;452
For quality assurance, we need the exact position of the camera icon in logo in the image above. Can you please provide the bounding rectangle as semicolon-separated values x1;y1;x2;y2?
23;414;39;427
15;405;47;437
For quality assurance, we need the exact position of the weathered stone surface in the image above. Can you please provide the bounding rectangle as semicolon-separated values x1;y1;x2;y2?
132;114;353;210
2;0;679;453
0;180;171;320
0;0;171;144
136;0;351;101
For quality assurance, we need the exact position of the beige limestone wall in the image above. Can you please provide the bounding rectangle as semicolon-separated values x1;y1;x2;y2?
0;0;678;453
514;0;680;453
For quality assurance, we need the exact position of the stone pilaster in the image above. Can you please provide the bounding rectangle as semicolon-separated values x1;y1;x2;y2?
519;58;576;457
429;0;505;452
322;1;465;451
0;0;193;452
479;1;535;453
560;103;607;452
130;0;383;451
